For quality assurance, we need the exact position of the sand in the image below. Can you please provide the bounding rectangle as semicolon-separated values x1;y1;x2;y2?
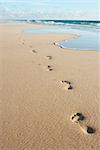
0;23;100;150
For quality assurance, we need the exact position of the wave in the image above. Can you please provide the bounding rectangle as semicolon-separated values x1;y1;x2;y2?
28;20;100;32
4;19;99;32
6;19;100;26
30;20;100;26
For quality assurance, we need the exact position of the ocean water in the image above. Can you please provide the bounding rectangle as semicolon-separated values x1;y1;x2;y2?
29;20;100;32
24;20;100;50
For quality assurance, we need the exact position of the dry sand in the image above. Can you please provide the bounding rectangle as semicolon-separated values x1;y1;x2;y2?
0;23;100;150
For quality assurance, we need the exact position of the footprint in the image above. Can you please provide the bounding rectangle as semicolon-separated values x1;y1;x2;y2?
53;42;58;46
70;113;85;123
70;113;95;135
79;123;95;135
45;56;52;60
32;50;37;53
60;80;72;90
46;65;53;71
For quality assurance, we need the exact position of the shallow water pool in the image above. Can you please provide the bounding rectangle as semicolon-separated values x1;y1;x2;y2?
24;27;100;51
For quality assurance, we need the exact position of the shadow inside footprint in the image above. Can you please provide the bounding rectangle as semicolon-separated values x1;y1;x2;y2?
71;112;85;123
60;80;73;90
32;50;37;53
49;68;53;71
48;65;51;68
61;80;71;84
76;113;85;121
46;56;52;60
68;85;73;90
47;65;53;71
87;126;96;134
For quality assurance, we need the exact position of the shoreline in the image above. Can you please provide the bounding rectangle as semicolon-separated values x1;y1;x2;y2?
0;23;100;150
23;24;99;51
1;22;99;51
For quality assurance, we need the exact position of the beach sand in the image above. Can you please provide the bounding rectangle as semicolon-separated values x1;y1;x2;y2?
0;23;100;150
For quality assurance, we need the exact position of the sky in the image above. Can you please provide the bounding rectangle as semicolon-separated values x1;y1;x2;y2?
0;0;100;20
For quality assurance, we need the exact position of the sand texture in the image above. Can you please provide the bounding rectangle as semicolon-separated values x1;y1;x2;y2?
0;23;100;150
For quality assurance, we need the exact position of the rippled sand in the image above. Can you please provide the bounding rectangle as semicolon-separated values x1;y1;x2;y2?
0;23;100;150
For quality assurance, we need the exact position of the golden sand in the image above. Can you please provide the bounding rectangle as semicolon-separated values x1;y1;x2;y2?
0;23;100;150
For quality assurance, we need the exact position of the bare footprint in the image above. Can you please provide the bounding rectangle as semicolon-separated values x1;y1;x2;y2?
47;65;53;71
60;80;72;90
78;123;95;135
70;113;85;123
70;113;95;135
45;56;52;60
53;42;58;46
32;50;37;53
44;65;53;71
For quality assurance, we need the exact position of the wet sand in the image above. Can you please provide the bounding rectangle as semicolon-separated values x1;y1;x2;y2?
0;23;100;150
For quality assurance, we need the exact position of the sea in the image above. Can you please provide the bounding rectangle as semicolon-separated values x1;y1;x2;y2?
5;19;100;51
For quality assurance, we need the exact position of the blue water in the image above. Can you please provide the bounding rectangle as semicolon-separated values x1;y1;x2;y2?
60;30;99;50
23;20;100;51
29;20;100;32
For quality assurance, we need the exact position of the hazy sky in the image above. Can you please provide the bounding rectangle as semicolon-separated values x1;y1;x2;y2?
0;0;100;20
